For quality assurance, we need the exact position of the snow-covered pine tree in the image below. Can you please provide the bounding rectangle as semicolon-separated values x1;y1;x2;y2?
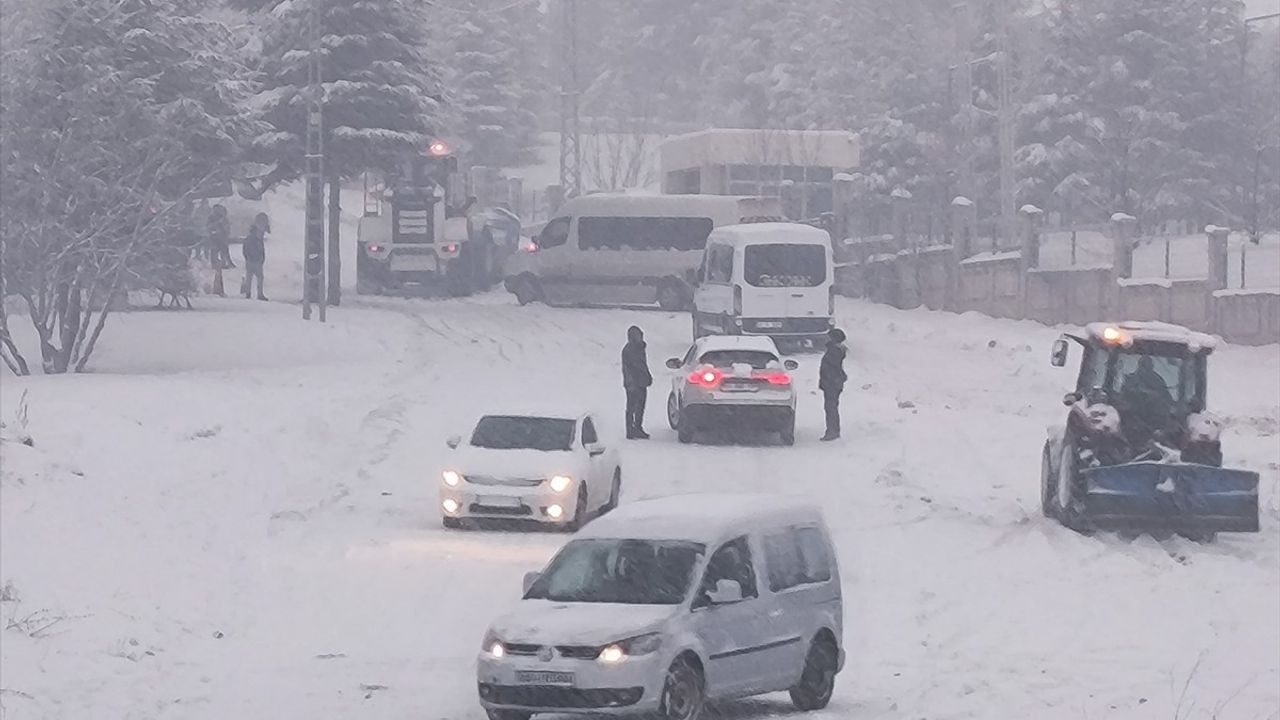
248;0;445;303
442;0;542;167
1;0;254;374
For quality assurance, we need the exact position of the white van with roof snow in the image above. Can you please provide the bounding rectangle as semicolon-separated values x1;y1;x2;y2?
476;493;844;720
503;193;783;311
692;222;835;348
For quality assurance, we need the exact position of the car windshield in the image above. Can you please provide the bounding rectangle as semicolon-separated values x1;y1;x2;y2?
470;416;576;451
698;350;779;369
524;539;705;605
1109;351;1194;405
743;244;826;287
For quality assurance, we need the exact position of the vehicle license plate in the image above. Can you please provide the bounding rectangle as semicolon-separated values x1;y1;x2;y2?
515;670;574;685
757;321;784;329
721;381;757;393
390;254;434;272
478;495;522;508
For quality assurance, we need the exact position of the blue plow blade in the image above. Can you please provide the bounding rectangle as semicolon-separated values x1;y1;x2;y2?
1081;462;1260;533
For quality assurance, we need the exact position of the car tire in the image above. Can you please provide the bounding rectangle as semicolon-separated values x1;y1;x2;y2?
513;275;540;306
659;658;706;720
566;485;588;532
603;469;622;513
667;394;680;431
442;517;462;530
657;279;688;311
677;420;695;445
781;421;796;446
445;255;472;297
1040;440;1058;520
486;711;531;720
789;637;838;711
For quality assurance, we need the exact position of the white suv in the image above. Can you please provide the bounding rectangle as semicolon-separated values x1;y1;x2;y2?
665;336;799;445
476;493;844;720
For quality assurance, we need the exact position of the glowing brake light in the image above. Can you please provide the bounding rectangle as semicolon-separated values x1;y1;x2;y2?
762;373;791;386
444;243;459;253
368;244;382;253
689;367;723;389
523;242;539;253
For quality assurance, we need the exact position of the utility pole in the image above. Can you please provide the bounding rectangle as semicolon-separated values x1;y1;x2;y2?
303;0;326;321
953;2;975;203
558;0;581;199
995;0;1017;251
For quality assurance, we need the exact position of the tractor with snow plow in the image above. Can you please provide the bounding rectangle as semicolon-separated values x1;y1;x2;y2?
1041;321;1259;539
356;141;510;297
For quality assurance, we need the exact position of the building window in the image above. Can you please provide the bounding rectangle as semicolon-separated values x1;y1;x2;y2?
667;169;701;195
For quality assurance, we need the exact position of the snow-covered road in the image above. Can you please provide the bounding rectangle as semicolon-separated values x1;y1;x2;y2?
2;294;1277;720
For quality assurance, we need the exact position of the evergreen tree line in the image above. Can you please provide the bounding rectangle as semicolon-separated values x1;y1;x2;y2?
574;0;1279;234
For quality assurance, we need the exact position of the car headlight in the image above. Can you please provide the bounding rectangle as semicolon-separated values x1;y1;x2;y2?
442;470;462;487
548;475;573;493
598;633;662;663
481;630;505;659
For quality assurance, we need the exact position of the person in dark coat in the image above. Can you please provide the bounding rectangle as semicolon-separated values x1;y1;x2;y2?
207;204;231;296
241;213;268;300
818;328;848;441
621;325;653;439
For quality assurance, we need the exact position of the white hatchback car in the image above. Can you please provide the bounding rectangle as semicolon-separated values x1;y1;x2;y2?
476;493;844;720
440;411;622;530
665;336;800;445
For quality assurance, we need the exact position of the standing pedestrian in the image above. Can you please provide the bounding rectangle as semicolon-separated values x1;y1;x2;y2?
207;204;230;297
241;213;268;301
621;325;653;439
819;328;848;441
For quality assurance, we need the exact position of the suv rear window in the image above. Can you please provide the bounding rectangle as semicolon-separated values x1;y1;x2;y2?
697;350;779;369
744;244;826;287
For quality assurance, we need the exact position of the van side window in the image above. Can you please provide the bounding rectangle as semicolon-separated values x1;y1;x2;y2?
581;417;598;446
764;526;831;591
706;245;733;284
540;217;571;249
700;536;758;600
578;217;713;252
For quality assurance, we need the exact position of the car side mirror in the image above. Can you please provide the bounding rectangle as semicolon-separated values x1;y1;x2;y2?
665;358;682;370
446;435;462;450
706;579;744;606
1063;392;1082;407
783;359;799;371
522;571;540;595
1050;338;1069;367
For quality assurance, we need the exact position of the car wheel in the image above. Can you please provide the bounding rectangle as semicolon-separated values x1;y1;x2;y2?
566;485;588;532
1040;440;1058;520
789;637;838;710
657;279;687;311
442;517;462;530
781;421;796;446
677;419;695;445
659;658;705;720
513;275;540;306
604;469;621;513
667;394;680;431
486;710;531;720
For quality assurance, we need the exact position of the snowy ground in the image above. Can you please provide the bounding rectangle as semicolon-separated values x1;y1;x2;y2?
2;289;1278;720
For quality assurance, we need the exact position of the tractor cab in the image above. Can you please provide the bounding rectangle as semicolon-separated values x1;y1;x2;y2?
1052;322;1213;456
1041;321;1258;537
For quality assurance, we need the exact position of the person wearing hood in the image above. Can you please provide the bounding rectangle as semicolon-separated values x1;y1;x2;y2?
819;328;848;441
621;325;653;439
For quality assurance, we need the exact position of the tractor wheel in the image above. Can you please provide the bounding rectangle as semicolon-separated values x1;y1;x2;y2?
513;275;541;306
1054;430;1087;531
445;251;473;297
1040;440;1058;520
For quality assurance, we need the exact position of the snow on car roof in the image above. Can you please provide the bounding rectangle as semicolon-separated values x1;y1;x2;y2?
577;493;824;545
473;406;588;422
711;222;832;246
1083;321;1218;352
694;335;781;355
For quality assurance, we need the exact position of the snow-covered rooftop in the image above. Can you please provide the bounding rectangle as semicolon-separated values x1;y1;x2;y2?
693;335;783;355
577;493;824;545
713;222;831;245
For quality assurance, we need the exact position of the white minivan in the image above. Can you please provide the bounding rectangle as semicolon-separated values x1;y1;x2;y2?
691;223;835;347
476;493;844;720
503;193;782;311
